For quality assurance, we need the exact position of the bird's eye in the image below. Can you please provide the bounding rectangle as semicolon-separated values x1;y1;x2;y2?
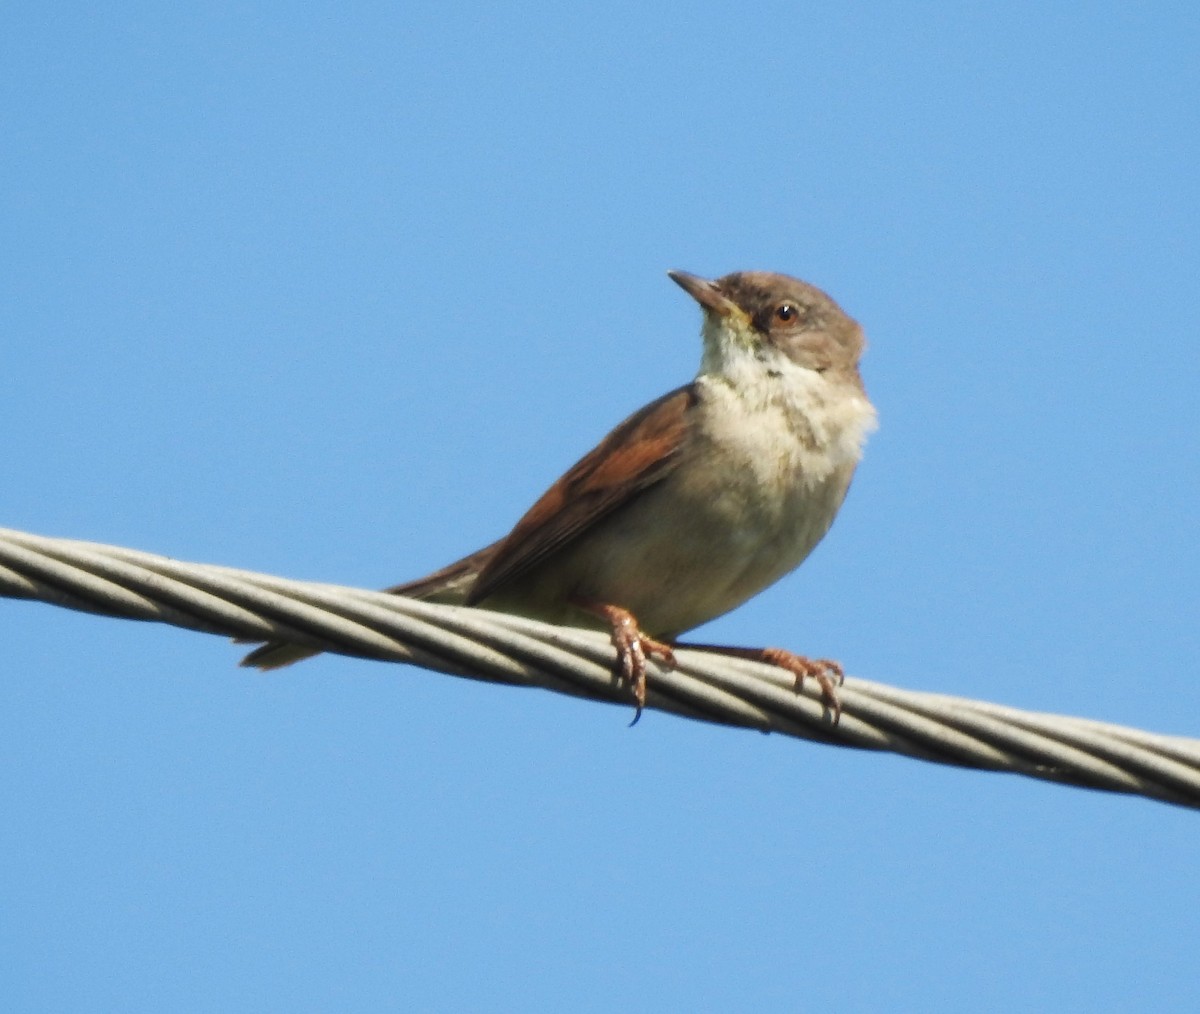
775;303;798;322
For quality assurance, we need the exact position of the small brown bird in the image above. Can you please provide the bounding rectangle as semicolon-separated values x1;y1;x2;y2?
243;270;876;721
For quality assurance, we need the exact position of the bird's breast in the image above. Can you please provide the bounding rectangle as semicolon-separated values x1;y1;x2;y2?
484;371;875;638
551;376;870;635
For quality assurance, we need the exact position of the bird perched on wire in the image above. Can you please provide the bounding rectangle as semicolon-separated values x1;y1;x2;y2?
243;269;876;722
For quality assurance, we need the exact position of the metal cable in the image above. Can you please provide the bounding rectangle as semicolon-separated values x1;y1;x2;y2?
3;525;1198;810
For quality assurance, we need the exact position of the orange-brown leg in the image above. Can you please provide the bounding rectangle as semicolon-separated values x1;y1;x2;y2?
573;599;676;723
680;643;845;724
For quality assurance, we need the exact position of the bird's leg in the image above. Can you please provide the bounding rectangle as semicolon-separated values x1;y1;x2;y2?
572;599;676;723
678;642;845;724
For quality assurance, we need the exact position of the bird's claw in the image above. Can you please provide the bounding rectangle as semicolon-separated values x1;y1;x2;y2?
576;600;675;724
762;648;845;725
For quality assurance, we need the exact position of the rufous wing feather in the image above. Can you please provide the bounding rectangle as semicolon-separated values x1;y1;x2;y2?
466;384;698;605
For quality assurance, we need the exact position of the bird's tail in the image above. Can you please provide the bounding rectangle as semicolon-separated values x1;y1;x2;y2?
237;541;500;670
239;640;321;670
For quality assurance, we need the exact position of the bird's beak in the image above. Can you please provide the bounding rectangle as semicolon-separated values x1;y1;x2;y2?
668;270;739;318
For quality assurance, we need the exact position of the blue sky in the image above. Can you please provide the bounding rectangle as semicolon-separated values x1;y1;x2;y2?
3;3;1198;1010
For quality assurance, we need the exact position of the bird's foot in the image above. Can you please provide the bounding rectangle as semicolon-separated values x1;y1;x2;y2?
574;600;675;723
761;648;845;724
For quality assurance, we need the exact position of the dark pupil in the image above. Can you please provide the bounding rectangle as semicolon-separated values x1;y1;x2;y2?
776;304;796;321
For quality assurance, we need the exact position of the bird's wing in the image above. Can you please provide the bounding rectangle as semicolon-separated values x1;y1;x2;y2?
465;383;699;605
381;541;501;602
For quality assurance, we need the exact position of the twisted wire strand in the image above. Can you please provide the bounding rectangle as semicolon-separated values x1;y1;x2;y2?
2;525;1198;810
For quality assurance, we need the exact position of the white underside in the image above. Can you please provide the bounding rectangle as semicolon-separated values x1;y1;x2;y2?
487;339;877;637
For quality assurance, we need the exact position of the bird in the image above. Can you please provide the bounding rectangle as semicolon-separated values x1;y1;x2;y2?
242;269;877;722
